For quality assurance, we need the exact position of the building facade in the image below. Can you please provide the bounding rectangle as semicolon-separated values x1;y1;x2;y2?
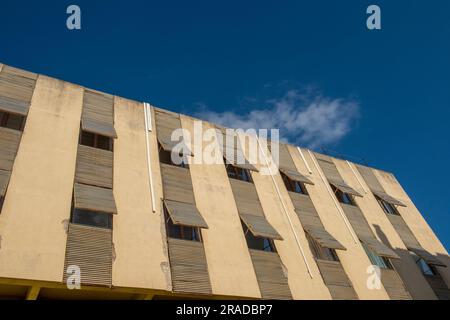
0;63;448;300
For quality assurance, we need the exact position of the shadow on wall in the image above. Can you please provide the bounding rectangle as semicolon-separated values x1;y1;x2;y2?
374;224;450;300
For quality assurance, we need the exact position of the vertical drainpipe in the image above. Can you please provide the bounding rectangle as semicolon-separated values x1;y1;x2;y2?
143;102;157;213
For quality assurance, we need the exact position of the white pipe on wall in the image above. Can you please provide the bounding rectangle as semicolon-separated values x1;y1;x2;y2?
297;146;313;174
143;102;157;213
255;135;314;278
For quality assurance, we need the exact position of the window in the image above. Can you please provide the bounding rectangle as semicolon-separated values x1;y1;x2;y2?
376;197;400;216
164;208;201;241
361;242;393;269
71;208;113;229
281;172;308;194
241;221;276;252
306;233;339;261
226;161;253;182
80;130;113;151
159;144;189;168
410;251;436;276
0;111;25;131
331;185;355;205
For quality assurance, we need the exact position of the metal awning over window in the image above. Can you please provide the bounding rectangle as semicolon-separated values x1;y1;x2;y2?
408;246;446;267
360;236;399;259
289;192;346;251
81;89;117;138
305;226;346;251
279;167;313;185
240;213;283;240
329;178;363;197
0;96;29;116
74;183;117;214
355;164;406;207
164;199;208;229
154;108;192;155
374;191;406;207
216;128;258;172
0;65;37;110
273;142;314;185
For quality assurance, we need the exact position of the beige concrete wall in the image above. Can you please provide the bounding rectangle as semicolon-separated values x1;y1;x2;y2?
0;63;446;299
0;64;3;72
292;149;390;299
112;98;170;291
375;170;450;287
180;116;261;298
334;159;437;299
0;76;83;282
239;137;332;300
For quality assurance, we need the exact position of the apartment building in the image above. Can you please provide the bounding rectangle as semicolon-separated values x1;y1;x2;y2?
0;63;448;300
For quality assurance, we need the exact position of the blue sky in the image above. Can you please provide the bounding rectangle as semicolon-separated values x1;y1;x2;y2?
0;0;449;250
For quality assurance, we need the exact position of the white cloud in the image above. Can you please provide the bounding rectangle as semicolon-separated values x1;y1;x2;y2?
196;90;359;148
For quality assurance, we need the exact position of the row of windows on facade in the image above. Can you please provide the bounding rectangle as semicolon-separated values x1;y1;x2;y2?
70;202;436;277
0;110;115;153
158;143;276;252
71;141;409;265
0;111;433;278
0;107;413;221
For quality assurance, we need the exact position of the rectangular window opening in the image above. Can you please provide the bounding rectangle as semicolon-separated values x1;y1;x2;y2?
410;251;437;276
164;206;201;241
306;233;339;261
159;144;189;168
71;208;113;229
80;130;113;151
361;242;393;269
332;185;355;205
281;172;308;194
0;111;26;131
241;221;276;252
226;161;253;182
376;197;400;216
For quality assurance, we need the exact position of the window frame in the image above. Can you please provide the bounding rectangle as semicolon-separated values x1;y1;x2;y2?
164;207;202;242
331;184;355;205
225;161;253;183
281;172;308;194
0;111;26;131
361;242;394;269
158;144;189;168
376;197;401;216
80;130;113;151
71;208;113;230
306;232;340;262
410;251;437;276
241;221;276;252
